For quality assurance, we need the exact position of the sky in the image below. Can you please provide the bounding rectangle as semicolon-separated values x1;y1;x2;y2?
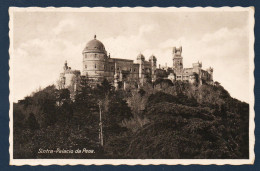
11;9;252;102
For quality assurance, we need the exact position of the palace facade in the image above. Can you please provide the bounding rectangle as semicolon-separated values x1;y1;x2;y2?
59;35;213;92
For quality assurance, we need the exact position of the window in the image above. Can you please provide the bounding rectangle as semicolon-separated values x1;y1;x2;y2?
94;54;97;58
130;68;132;72
117;67;120;70
134;68;136;72
85;65;87;68
111;66;114;71
95;64;96;68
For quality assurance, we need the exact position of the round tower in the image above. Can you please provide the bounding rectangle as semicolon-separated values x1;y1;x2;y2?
136;53;145;79
136;53;145;85
82;35;108;82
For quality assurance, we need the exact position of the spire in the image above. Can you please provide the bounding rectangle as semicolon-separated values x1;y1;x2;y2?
94;34;96;39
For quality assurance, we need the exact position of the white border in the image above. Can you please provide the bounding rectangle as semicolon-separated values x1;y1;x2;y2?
9;6;255;166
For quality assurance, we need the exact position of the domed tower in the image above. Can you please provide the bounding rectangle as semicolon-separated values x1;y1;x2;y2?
136;53;145;80
82;35;108;81
149;55;157;82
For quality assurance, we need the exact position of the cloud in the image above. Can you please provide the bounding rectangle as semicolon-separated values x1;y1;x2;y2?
102;24;157;60
138;24;157;37
102;26;249;102
53;19;75;35
12;21;250;103
12;37;84;102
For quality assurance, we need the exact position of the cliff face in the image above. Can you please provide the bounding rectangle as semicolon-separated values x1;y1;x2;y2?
13;80;249;159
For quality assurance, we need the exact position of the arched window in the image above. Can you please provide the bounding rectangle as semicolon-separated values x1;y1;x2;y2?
95;64;96;68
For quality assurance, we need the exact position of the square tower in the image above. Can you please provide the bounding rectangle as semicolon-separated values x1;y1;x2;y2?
172;46;183;73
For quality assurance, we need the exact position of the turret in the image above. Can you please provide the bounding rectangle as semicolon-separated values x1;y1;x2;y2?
207;67;214;82
136;53;145;81
149;55;157;82
192;61;203;85
173;46;182;56
59;61;81;99
192;61;202;69
207;67;213;73
172;46;183;73
137;53;145;61
63;60;68;71
192;61;202;75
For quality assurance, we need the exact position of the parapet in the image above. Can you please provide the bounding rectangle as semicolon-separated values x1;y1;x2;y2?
192;61;202;68
173;46;182;56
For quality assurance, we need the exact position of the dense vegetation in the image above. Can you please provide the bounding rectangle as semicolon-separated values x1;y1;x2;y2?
13;79;249;159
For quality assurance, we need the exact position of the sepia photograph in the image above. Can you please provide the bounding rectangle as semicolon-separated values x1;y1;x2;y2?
9;7;255;165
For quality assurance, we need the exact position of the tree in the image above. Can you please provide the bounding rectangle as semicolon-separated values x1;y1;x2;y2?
101;79;113;93
57;88;70;105
103;93;132;137
26;113;39;130
13;80;249;159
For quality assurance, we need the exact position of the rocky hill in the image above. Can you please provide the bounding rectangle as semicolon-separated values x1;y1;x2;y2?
13;79;249;159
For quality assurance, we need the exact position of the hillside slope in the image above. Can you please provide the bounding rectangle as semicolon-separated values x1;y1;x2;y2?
13;80;249;159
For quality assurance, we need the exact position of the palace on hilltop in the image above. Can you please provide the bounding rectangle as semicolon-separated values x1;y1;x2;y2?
58;35;213;95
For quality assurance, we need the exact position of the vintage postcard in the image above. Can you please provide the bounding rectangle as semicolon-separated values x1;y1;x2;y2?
9;7;255;165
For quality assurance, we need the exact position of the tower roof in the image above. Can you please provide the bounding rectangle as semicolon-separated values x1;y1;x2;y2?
149;54;157;61
137;53;145;60
82;35;107;54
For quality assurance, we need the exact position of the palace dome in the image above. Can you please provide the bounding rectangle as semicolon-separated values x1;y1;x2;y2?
137;53;145;60
82;35;107;54
149;55;157;61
